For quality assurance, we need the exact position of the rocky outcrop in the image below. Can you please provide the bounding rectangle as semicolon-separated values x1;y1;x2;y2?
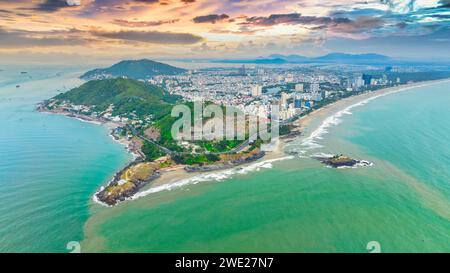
313;154;372;168
95;160;160;206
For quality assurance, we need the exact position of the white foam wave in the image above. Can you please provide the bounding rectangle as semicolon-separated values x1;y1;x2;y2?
132;156;294;200
108;134;139;160
336;161;374;169
92;186;113;207
311;152;335;158
73;116;102;125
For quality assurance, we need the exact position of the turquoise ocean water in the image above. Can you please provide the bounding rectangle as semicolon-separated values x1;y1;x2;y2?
83;81;450;253
1;66;449;252
0;67;131;252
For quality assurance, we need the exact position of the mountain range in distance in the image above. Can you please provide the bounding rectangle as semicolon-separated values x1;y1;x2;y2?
215;53;394;65
81;54;394;80
80;52;447;82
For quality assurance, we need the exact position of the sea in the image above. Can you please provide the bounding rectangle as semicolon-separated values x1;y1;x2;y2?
0;66;131;252
0;66;449;252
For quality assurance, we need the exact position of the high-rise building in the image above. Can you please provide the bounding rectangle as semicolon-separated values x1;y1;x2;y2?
353;76;364;89
279;92;290;109
362;74;373;86
311;93;323;101
285;77;294;83
285;74;294;83
295;83;304;92
238;65;246;76
251;85;262;97
310;82;320;92
304;101;312;108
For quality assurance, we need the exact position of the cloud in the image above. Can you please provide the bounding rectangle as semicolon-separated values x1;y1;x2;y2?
112;19;179;27
133;0;159;3
209;25;260;35
193;14;230;24
325;26;450;59
239;12;398;38
380;0;445;13
0;27;88;48
1;0;449;59
0;9;13;14
92;30;203;44
190;42;230;53
67;0;81;6
34;0;79;12
72;0;161;17
439;0;450;7
242;13;352;27
328;16;385;36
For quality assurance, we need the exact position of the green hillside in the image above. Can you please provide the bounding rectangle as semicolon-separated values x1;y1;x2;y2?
81;59;186;80
55;78;179;119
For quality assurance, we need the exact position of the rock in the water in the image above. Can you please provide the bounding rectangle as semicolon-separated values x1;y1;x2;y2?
313;154;372;168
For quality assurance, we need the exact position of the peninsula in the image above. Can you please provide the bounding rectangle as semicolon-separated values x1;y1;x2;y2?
37;64;276;205
37;59;450;206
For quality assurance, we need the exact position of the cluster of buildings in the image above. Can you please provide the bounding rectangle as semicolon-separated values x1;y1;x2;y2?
154;66;398;121
44;99;153;131
346;73;399;91
46;65;402;133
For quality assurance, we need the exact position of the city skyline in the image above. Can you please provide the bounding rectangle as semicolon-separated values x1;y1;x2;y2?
0;0;449;63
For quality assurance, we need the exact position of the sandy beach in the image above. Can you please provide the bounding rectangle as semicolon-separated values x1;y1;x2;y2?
136;137;288;196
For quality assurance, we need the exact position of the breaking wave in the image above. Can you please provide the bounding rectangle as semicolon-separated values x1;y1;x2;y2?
131;156;294;200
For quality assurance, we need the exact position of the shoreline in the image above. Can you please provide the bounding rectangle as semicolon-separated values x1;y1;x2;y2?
293;78;450;152
96;142;290;206
37;107;142;159
39;78;450;206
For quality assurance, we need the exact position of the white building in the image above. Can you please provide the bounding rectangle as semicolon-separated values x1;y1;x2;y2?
280;92;292;109
353;77;364;89
310;82;320;92
295;83;304;92
251;85;262;97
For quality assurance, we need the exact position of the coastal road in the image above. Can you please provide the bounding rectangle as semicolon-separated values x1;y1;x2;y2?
129;118;290;156
127;126;176;155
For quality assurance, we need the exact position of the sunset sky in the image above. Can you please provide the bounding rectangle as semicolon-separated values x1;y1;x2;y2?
0;0;449;63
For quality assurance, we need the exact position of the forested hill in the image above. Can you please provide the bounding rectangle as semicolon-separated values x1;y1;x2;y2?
80;59;186;80
55;78;179;119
